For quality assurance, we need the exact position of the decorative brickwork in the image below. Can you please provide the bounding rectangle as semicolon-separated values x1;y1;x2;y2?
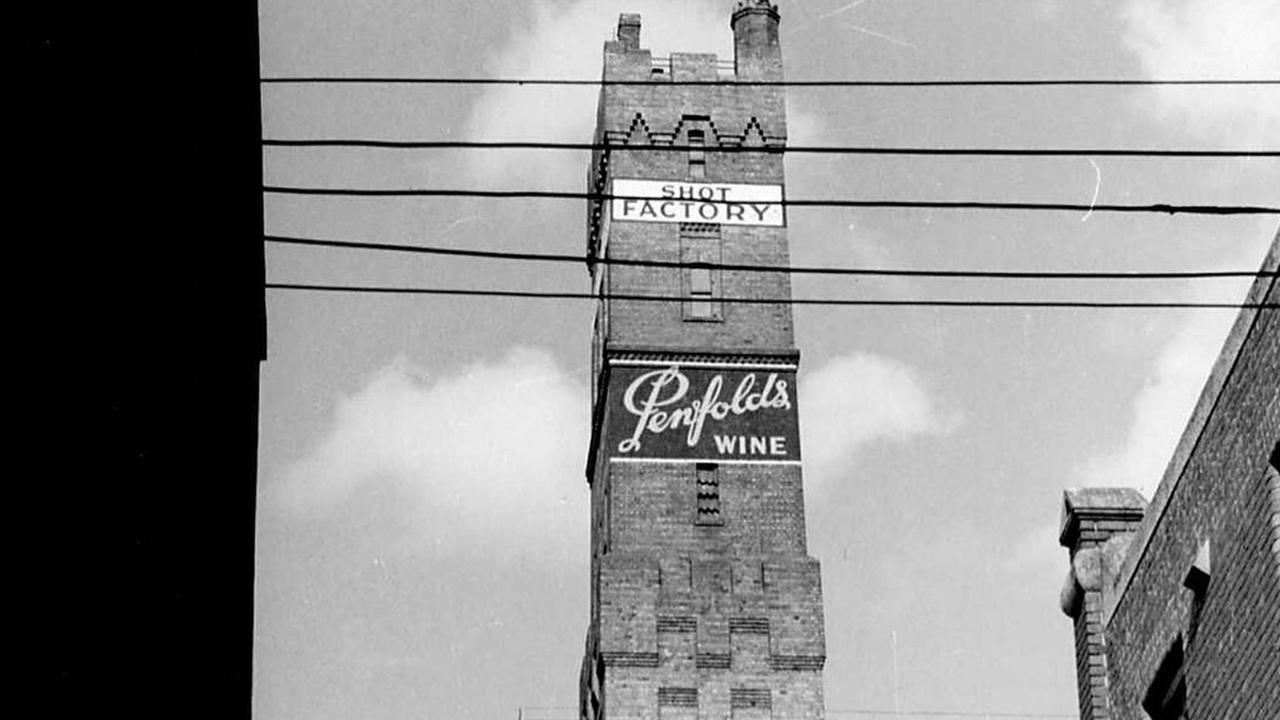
657;615;697;634
731;687;773;710
581;7;826;720
729;617;770;635
658;687;698;707
1058;230;1280;719
696;653;733;670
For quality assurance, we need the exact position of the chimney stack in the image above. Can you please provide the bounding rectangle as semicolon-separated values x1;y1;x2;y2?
731;1;781;80
616;14;641;50
1058;488;1147;720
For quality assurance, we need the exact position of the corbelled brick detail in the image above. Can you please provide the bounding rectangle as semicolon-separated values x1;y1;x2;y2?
1058;488;1147;720
582;7;826;720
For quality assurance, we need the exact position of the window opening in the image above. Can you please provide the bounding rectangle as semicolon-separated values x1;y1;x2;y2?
688;129;706;179
689;264;713;318
1143;637;1187;720
696;463;722;526
680;224;723;322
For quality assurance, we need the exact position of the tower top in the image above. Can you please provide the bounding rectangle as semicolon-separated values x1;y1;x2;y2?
732;0;780;23
731;0;781;61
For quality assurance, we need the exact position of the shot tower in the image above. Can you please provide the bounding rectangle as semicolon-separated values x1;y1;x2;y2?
580;4;827;720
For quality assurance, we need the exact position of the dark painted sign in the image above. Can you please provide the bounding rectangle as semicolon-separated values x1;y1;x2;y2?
606;364;800;462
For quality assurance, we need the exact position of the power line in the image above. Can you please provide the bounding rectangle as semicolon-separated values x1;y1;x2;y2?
264;283;1278;309
824;707;1075;712
518;706;1072;718
265;235;1280;281
260;187;1280;216
517;707;1070;712
259;76;1280;88
260;139;1280;158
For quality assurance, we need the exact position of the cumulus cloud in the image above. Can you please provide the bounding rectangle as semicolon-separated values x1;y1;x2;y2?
465;0;823;186
799;352;947;488
1121;0;1280;143
275;347;590;554
1076;229;1273;496
465;0;726;186
1076;311;1231;497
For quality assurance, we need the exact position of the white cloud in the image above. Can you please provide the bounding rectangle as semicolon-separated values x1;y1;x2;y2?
1076;229;1273;496
799;352;947;488
275;347;590;554
465;0;728;187
1077;311;1231;496
786;99;827;146
1122;0;1280;143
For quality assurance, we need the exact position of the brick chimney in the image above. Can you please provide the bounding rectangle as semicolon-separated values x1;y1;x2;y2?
615;13;641;51
731;1;781;80
1058;488;1147;720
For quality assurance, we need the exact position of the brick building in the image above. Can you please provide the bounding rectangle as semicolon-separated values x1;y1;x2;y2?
1058;229;1280;719
578;4;827;720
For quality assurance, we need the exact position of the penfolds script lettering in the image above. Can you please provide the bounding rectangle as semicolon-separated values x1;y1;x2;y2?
617;366;791;454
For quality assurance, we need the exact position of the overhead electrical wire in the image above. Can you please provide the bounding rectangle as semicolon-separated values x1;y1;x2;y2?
259;139;1279;158
264;283;1278;310
261;139;1280;158
264;235;1279;281
259;76;1280;88
261;187;1280;216
518;708;1074;720
819;707;1080;712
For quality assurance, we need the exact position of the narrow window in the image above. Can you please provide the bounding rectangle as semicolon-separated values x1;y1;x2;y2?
688;129;706;179
689;264;713;318
1143;637;1187;720
680;224;723;322
696;463;722;526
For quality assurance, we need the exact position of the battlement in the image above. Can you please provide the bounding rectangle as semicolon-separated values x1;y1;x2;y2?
603;11;783;84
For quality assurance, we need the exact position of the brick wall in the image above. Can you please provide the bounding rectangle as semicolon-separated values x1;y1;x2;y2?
592;548;825;720
587;4;791;359
606;463;807;557
596;89;793;354
1062;232;1279;719
605;222;795;353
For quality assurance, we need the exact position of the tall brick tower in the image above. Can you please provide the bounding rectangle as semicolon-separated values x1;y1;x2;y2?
580;4;827;720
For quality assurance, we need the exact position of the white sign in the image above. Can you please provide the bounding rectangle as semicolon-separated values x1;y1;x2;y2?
611;179;785;227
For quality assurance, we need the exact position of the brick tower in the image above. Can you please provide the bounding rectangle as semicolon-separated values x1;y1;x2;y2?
580;4;827;720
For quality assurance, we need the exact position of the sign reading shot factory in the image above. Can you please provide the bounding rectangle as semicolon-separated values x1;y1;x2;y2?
611;179;785;227
606;364;800;462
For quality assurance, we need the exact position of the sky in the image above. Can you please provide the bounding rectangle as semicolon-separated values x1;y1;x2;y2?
255;1;1280;719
